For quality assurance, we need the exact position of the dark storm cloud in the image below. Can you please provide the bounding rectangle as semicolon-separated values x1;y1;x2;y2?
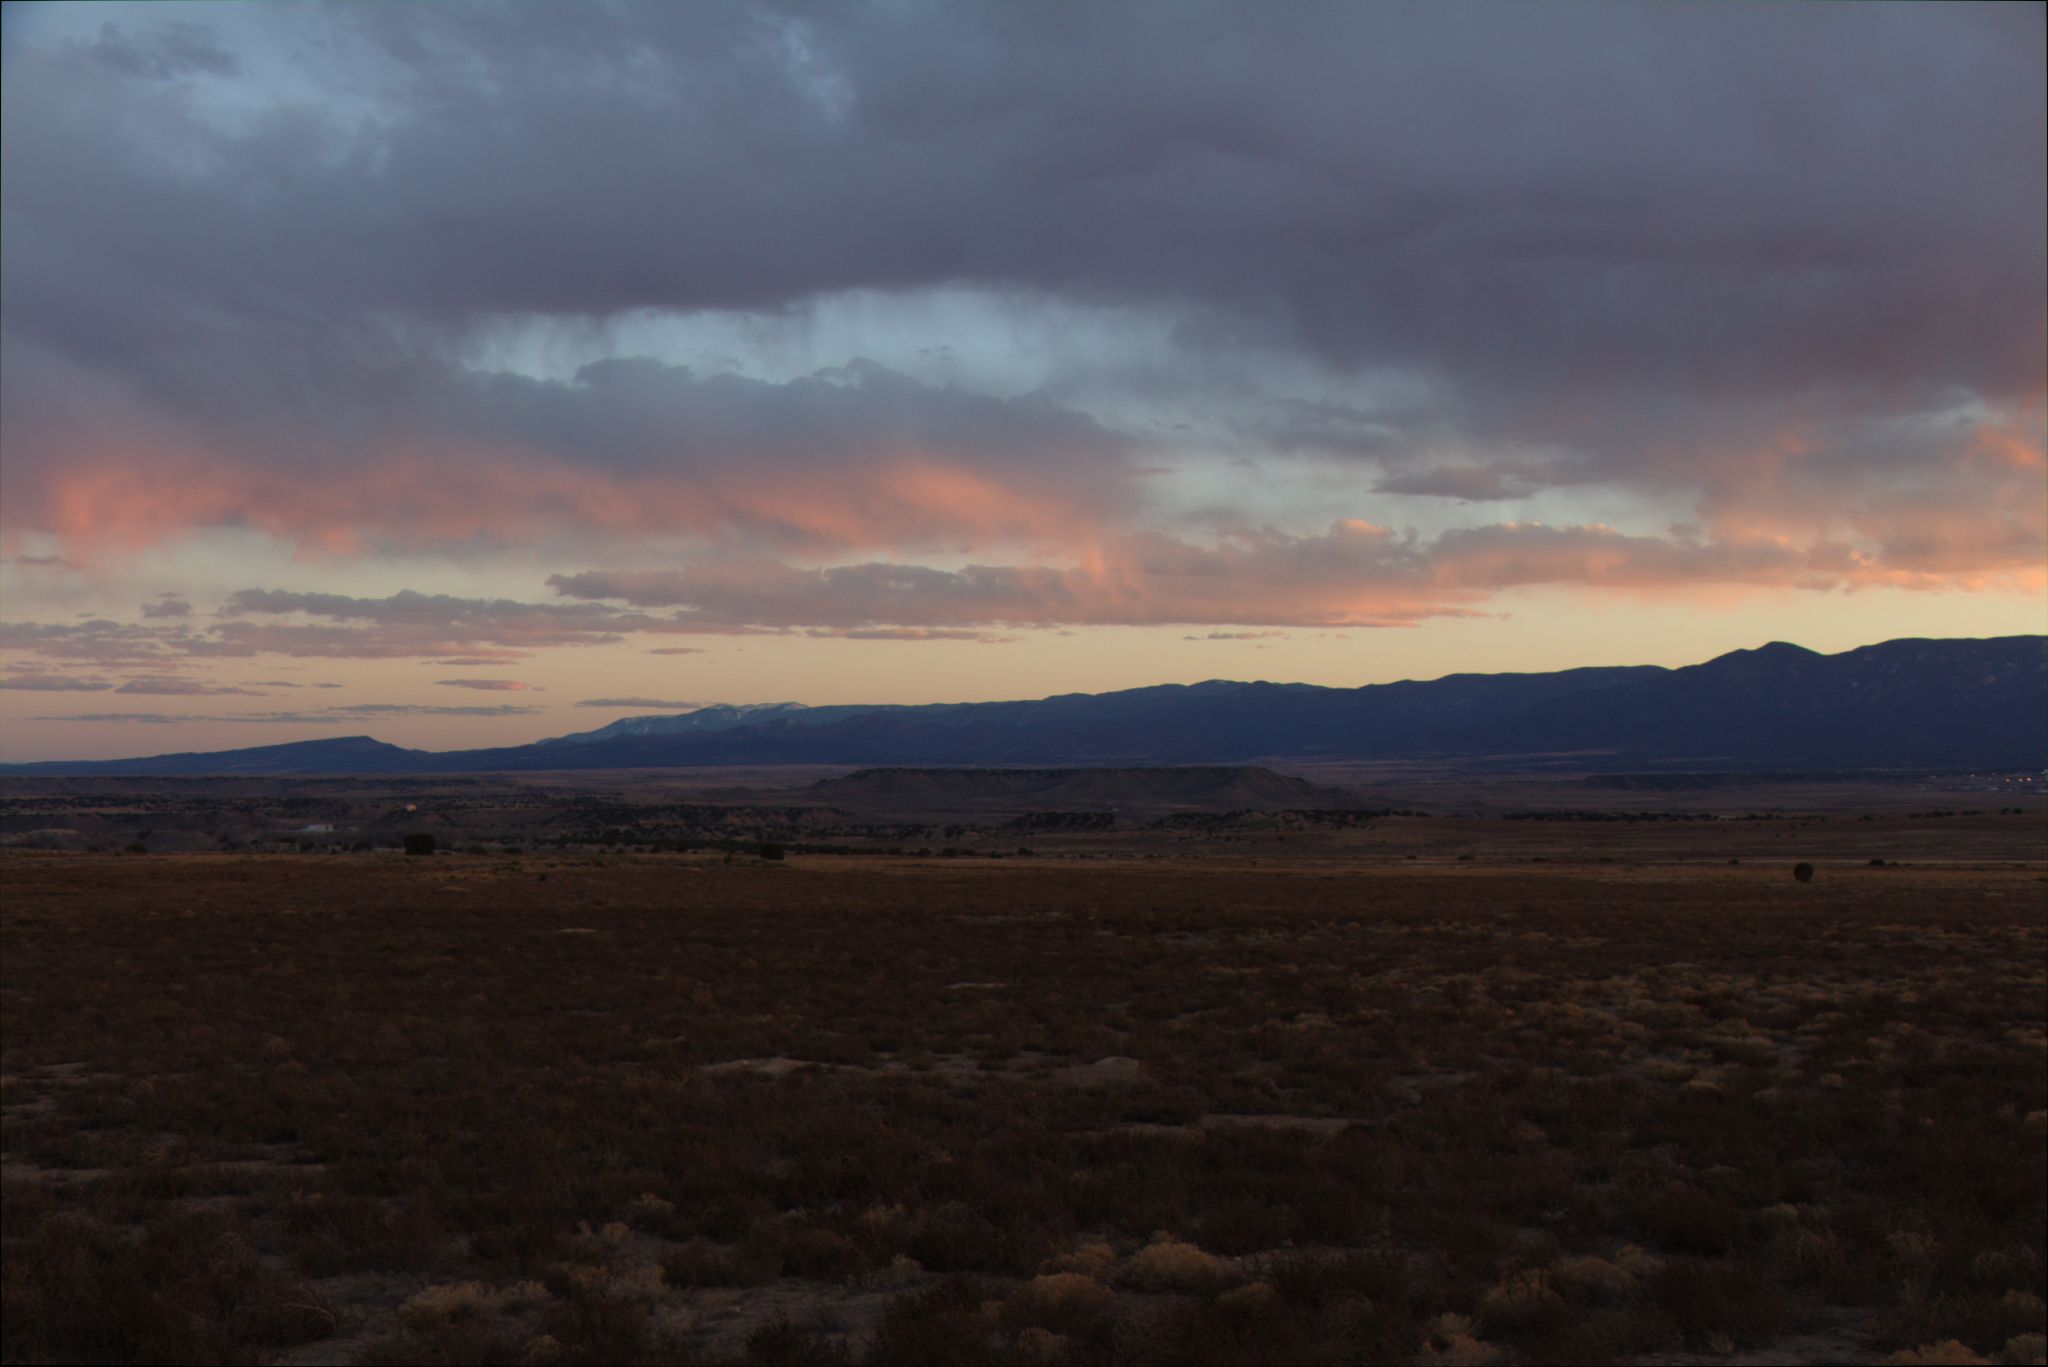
0;1;2039;574
12;2;2037;380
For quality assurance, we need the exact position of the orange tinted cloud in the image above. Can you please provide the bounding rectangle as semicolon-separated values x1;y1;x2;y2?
13;444;1109;561
2;358;1133;560
551;511;2046;634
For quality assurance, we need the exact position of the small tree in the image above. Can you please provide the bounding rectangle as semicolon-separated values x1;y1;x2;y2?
1793;861;1814;883
758;842;786;861
403;832;436;857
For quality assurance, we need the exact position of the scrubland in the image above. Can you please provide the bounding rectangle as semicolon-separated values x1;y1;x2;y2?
3;846;2043;1365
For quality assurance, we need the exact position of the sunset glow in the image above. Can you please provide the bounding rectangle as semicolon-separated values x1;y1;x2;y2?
3;1;2042;761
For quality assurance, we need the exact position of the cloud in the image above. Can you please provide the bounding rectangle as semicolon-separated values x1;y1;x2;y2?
12;3;2033;391
576;697;709;710
324;702;542;718
551;513;2045;633
0;619;195;666
114;677;266;695
434;678;541;691
1187;630;1288;641
1;672;113;691
801;627;1020;643
31;711;343;725
82;20;238;81
1372;466;1548;502
2;355;1135;556
139;596;192;618
0;1;2036;582
183;589;703;659
20;694;537;724
646;647;708;656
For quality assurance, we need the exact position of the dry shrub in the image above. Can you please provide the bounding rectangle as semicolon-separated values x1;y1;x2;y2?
779;1226;864;1280
555;1261;664;1303
865;1275;1004;1365
859;1202;909;1233
1646;1256;1788;1349
398;1279;549;1330
742;1317;851;1365
1421;1314;1502;1367
1973;1247;2046;1292
519;1333;566;1365
1120;1234;1224;1292
1477;1268;1565;1331
2002;1332;2047;1365
1884;1343;1991;1366
1041;1241;1117;1280
1637;1183;1747;1255
1615;1244;1667;1280
625;1192;677;1229
1013;1325;1075;1362
905;1202;1013;1273
4;1209;336;1362
664;1236;778;1288
1026;1272;1114;1317
1425;1338;1503;1367
1425;1313;1481;1343
875;1254;924;1289
2002;1291;2048;1332
1890;1229;1943;1267
1215;1280;1283;1319
1549;1255;1635;1304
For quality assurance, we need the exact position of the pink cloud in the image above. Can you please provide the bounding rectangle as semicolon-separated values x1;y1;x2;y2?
2;361;1131;562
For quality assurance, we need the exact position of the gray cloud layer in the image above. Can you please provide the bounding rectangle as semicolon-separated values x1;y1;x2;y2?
0;2;2040;588
12;3;2036;379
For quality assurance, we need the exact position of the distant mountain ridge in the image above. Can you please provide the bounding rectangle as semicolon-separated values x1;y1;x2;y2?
5;635;2041;775
542;702;832;745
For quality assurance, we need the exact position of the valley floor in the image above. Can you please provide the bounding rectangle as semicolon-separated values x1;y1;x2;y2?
3;847;2044;1365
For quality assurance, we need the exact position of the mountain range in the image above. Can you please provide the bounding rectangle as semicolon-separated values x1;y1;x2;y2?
5;635;2041;776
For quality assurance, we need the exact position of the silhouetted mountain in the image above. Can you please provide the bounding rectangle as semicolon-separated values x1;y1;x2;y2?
1450;636;2045;768
0;735;424;777
541;702;839;744
374;664;1655;771
5;636;2039;775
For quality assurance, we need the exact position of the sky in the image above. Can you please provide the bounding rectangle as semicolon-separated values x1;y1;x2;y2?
1;1;2042;761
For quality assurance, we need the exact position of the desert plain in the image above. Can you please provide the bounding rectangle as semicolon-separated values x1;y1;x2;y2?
2;772;2043;1366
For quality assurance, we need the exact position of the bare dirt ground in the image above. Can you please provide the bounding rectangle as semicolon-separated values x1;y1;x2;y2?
3;825;2043;1365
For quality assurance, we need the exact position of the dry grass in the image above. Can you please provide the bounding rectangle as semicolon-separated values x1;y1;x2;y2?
2;844;2043;1364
